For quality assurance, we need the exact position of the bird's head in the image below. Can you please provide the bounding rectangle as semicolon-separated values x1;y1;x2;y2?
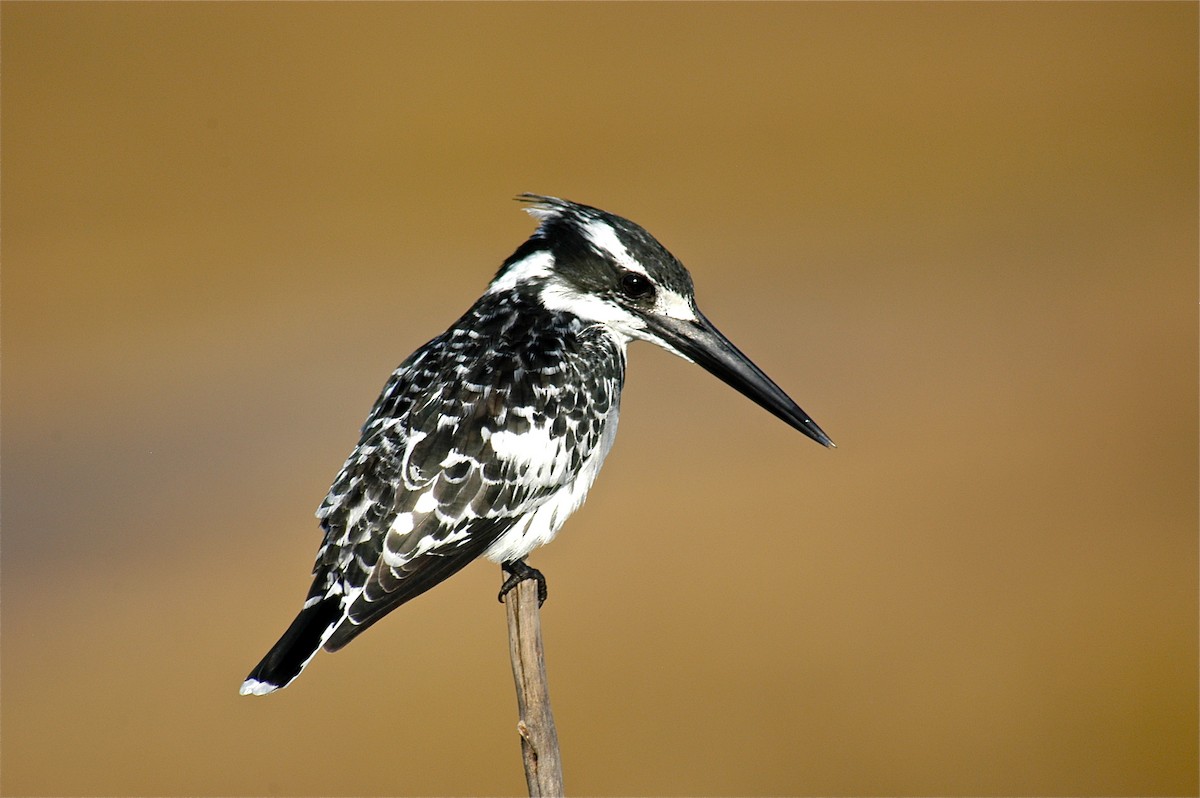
488;194;834;448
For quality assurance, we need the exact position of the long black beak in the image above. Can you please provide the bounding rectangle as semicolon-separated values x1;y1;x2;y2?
644;310;835;448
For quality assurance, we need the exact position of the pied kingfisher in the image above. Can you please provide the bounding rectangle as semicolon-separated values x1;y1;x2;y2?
241;195;833;695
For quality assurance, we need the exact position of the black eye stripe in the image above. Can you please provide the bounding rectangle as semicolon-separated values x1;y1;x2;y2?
619;272;654;299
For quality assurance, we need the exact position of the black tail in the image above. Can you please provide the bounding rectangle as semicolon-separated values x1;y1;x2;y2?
240;595;343;695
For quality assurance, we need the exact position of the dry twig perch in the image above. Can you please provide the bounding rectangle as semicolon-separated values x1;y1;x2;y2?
504;576;564;796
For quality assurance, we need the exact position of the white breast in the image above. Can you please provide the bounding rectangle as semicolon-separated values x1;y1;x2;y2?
483;403;621;564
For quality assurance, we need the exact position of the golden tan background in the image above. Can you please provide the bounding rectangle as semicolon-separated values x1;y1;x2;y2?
2;3;1196;795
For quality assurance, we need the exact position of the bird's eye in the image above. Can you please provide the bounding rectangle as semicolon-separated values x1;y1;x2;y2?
619;272;654;299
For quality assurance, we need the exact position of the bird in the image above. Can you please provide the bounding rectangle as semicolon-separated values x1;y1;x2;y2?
240;194;833;695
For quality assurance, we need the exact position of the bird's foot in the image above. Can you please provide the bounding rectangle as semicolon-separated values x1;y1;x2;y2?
498;558;548;607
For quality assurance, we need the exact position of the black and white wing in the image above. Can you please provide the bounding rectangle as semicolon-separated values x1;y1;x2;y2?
241;304;623;694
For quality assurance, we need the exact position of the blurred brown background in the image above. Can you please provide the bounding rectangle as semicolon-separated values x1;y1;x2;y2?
2;3;1195;796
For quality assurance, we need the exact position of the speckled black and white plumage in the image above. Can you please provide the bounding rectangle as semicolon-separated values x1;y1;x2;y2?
241;195;833;695
316;289;625;650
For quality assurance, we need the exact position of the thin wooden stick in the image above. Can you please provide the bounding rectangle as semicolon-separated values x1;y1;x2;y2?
504;577;564;797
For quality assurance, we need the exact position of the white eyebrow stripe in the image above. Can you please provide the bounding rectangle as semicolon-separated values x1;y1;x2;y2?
583;220;649;276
